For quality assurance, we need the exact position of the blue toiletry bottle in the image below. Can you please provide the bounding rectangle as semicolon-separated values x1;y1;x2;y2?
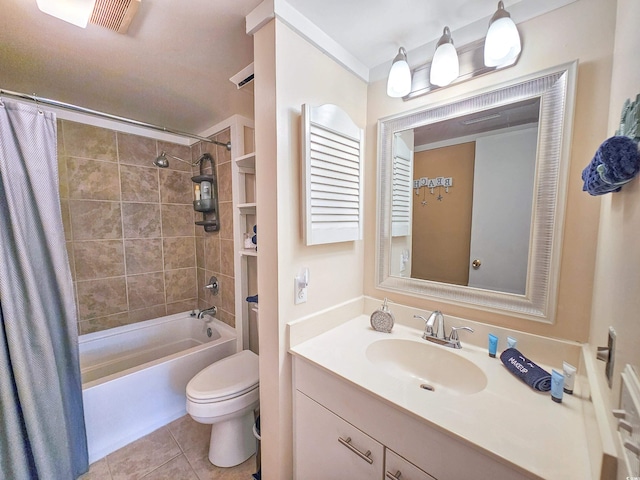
488;334;498;358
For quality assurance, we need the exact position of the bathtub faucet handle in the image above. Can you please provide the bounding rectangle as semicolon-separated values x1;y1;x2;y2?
205;276;219;295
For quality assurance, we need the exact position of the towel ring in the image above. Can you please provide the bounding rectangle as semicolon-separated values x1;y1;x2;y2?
596;164;635;187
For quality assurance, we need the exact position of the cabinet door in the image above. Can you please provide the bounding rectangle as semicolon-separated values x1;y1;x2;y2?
385;449;436;480
294;391;384;480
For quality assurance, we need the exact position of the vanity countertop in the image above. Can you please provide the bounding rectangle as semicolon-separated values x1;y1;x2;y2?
289;315;592;480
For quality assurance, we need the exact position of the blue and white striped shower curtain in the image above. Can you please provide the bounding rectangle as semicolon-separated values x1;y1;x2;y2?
0;99;88;479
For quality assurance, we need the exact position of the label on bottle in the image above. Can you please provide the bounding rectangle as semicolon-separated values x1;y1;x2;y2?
201;181;212;200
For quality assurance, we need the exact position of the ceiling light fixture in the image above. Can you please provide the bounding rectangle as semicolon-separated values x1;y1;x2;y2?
484;1;522;67
36;0;97;28
461;113;502;125
430;27;459;87
386;47;412;98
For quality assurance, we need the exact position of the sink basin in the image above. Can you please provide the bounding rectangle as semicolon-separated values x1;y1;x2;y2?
365;339;487;395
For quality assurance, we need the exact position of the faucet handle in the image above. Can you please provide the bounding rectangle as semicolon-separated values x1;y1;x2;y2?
449;326;474;342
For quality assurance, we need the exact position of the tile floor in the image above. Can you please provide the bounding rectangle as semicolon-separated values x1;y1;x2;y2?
79;415;257;480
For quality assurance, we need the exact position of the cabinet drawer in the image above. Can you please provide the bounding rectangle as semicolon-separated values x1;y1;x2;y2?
294;391;384;480
385;449;436;480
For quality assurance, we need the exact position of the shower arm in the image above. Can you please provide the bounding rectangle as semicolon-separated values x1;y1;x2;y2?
156;149;227;168
159;151;200;167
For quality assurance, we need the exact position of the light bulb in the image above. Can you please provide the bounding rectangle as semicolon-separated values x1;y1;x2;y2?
484;1;521;67
430;27;459;87
386;48;412;98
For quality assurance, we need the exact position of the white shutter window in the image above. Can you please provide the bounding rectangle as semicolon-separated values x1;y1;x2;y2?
302;104;364;245
392;153;412;237
391;130;414;237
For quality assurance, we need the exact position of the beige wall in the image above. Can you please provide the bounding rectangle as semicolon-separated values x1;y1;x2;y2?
364;0;616;342
253;19;368;479
58;120;236;334
589;0;640;468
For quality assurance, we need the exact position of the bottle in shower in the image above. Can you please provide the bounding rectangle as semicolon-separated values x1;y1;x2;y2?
201;181;212;200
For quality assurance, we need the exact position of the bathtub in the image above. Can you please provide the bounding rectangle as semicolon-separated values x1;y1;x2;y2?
79;312;237;463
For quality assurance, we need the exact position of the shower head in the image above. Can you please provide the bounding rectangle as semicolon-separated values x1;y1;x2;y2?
153;152;170;168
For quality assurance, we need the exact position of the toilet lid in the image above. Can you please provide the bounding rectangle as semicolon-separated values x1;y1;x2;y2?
187;350;259;403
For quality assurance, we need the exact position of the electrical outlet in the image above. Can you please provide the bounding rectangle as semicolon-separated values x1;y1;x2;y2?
295;279;307;304
294;267;309;305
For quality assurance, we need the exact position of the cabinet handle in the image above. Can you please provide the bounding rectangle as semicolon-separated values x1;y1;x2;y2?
386;470;402;480
337;436;373;464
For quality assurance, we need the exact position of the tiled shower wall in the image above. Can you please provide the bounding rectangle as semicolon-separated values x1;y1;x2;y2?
58;120;235;334
192;131;236;328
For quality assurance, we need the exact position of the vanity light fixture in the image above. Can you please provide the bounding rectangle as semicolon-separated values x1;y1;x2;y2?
386;47;412;98
484;1;522;67
36;0;97;27
387;2;522;99
430;27;459;87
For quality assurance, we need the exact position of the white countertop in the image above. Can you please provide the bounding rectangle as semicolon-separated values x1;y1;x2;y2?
290;315;593;480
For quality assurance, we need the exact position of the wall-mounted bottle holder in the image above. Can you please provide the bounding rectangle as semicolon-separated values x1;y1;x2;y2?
194;197;215;212
192;153;220;232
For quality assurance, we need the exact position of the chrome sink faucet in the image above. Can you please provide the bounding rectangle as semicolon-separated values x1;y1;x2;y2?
428;310;445;339
413;311;474;349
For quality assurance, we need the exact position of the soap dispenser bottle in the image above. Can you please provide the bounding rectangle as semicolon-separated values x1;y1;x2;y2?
370;298;394;333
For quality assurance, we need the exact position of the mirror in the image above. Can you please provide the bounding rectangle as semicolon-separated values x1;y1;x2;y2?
393;97;540;294
376;63;577;323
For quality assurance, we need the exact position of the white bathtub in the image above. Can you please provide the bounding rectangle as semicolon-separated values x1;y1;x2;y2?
79;312;237;463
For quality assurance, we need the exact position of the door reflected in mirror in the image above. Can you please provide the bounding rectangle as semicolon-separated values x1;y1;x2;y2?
391;98;540;295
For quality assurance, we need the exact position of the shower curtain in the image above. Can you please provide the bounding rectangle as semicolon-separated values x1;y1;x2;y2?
0;99;88;479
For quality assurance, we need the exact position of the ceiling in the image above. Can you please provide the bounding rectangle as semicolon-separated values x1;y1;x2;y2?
0;0;567;136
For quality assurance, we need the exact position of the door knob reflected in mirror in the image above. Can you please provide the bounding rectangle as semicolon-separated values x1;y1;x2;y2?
472;259;482;269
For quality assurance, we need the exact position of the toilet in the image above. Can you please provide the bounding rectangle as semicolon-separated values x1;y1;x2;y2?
186;349;259;467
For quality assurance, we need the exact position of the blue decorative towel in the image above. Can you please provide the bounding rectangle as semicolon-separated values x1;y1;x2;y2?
582;136;640;195
500;348;551;392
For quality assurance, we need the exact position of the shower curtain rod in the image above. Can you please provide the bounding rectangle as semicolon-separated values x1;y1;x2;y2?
0;88;216;144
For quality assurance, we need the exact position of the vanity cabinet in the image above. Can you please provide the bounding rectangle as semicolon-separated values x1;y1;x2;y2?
295;391;384;479
295;390;436;480
293;356;532;480
385;449;436;480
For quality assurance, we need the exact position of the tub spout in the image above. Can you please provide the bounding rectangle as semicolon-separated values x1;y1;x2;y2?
197;306;217;319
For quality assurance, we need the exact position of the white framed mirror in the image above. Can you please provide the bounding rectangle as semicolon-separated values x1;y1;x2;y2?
376;62;577;324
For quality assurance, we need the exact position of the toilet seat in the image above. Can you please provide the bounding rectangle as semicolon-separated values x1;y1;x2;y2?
186;350;259;403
